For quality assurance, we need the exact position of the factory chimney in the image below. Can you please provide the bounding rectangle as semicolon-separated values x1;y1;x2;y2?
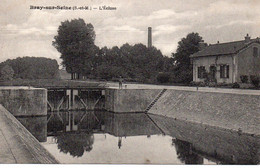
148;27;152;48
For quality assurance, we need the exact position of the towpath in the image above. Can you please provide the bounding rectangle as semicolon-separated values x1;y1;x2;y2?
0;105;58;164
106;82;260;95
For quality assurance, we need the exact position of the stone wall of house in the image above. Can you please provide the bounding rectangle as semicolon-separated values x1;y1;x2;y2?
237;43;260;82
192;55;234;83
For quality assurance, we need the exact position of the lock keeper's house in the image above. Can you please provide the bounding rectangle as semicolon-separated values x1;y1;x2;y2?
190;34;260;84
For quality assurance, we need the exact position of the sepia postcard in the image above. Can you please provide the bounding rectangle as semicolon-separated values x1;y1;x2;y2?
0;0;259;166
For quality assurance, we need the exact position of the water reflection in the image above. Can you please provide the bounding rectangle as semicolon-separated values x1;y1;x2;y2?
149;114;260;165
172;139;203;164
16;116;47;142
47;111;101;134
95;112;162;137
42;111;260;164
47;111;162;155
55;133;94;157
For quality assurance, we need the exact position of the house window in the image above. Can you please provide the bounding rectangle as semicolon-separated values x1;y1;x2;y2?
198;66;206;79
220;65;229;78
253;47;258;57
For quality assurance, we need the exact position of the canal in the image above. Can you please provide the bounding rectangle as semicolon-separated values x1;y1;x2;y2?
16;110;260;164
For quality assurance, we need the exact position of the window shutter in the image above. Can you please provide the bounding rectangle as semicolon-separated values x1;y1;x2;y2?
198;67;201;78
220;65;223;78
226;65;229;78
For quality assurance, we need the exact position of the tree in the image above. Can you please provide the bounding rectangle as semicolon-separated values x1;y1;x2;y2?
52;18;97;75
0;64;14;80
125;43;165;82
172;32;204;83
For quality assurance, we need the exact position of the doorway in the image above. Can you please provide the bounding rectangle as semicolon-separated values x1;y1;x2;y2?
209;65;217;82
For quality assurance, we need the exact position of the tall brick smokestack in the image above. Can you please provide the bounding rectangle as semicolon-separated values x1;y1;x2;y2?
148;27;152;48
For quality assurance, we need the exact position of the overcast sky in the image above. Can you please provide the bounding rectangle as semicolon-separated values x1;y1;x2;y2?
1;0;260;65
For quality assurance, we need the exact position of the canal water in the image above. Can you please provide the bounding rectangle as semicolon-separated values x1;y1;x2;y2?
16;110;260;164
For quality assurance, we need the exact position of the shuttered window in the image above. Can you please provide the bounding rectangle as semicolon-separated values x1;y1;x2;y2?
198;66;206;79
220;65;229;78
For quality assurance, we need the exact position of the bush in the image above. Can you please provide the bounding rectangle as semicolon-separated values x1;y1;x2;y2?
232;82;240;88
157;72;170;83
199;82;206;87
250;75;260;88
216;82;229;87
189;81;206;87
240;75;248;83
189;81;197;86
208;82;217;87
171;68;193;84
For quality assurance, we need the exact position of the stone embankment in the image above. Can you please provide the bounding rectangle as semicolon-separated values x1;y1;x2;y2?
148;89;260;136
105;89;161;112
0;105;58;163
0;86;57;163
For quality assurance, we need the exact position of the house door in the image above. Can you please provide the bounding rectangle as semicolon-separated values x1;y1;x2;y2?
210;65;217;81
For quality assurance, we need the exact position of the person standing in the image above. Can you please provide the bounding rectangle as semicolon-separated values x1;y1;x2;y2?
119;76;123;89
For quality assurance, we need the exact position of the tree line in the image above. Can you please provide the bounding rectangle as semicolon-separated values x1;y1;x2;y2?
53;18;204;84
0;57;59;80
87;43;173;83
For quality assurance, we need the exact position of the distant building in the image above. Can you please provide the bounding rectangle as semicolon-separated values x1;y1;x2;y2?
58;69;72;80
190;34;260;83
71;72;87;80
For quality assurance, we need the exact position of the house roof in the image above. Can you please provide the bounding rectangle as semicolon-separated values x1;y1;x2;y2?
191;38;260;58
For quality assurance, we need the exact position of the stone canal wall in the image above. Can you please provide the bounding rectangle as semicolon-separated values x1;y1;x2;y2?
105;89;161;112
0;87;47;116
105;88;260;135
0;105;58;163
149;89;260;135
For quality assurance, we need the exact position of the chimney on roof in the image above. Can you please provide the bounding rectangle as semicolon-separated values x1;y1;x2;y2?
199;40;207;51
245;33;251;43
148;27;152;48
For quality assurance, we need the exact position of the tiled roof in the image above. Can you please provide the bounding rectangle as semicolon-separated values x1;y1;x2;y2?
191;38;259;58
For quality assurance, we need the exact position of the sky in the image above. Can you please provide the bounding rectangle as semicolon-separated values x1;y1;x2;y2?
1;0;260;65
